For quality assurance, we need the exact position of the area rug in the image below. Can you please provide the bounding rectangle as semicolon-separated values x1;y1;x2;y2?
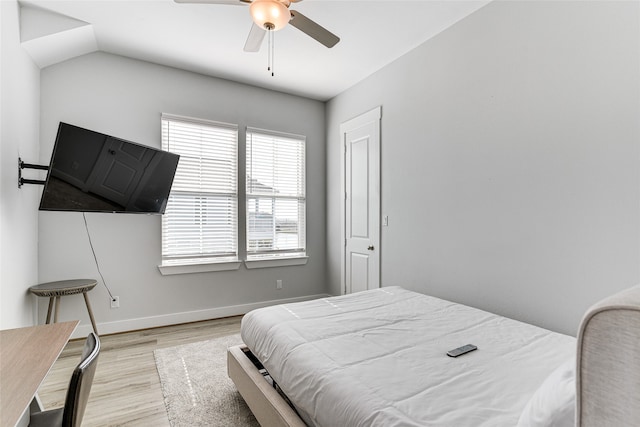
154;334;260;427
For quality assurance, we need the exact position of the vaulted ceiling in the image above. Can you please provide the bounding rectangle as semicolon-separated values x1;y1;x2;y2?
19;0;490;101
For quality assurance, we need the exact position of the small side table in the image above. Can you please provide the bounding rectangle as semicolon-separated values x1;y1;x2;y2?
29;279;99;335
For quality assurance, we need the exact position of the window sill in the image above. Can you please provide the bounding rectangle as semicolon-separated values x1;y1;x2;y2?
245;256;309;269
158;260;242;275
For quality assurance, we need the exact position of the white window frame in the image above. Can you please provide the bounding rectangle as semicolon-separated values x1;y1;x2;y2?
159;114;241;275
245;127;307;268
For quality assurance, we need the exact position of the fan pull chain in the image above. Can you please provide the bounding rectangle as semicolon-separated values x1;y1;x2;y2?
267;28;275;77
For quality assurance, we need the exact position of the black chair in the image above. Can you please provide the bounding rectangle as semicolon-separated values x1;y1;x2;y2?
29;332;100;427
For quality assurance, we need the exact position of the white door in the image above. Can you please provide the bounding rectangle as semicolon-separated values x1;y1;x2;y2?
341;107;381;294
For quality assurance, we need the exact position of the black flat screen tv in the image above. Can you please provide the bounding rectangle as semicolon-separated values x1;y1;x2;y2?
39;122;180;214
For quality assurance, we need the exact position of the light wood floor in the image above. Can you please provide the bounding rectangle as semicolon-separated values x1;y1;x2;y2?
38;316;242;427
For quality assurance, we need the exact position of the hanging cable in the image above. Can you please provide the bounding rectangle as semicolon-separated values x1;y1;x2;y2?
83;212;115;301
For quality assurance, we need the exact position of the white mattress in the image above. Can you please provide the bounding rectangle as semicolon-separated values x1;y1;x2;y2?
241;287;575;427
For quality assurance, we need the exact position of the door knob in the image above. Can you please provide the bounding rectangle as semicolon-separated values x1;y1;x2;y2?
367;245;375;251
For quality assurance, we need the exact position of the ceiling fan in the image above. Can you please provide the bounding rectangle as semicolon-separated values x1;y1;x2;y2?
174;0;340;52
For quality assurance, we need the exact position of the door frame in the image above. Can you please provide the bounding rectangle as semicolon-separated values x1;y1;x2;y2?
340;106;382;295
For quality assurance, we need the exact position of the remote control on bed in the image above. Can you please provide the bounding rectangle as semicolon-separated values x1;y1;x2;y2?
447;344;478;357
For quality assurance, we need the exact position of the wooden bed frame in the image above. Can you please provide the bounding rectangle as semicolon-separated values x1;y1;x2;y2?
228;285;640;427
227;344;305;427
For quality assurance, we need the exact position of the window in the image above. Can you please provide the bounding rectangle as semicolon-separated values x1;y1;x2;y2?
161;114;238;267
246;128;306;259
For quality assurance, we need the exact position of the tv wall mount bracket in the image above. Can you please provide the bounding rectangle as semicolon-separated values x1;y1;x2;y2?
18;157;48;188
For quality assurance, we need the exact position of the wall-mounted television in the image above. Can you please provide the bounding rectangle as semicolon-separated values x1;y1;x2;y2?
39;122;180;214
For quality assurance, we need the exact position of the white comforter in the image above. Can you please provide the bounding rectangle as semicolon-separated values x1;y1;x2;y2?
241;287;575;427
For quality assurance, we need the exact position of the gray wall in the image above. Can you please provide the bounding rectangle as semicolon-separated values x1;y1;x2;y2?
0;0;42;329
326;0;640;335
39;52;327;337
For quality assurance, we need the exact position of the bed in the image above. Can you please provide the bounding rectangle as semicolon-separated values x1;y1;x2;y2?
227;285;640;426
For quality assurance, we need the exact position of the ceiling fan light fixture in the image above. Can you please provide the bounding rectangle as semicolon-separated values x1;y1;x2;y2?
250;0;290;31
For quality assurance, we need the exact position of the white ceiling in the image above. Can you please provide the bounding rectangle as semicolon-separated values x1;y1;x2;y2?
20;0;490;101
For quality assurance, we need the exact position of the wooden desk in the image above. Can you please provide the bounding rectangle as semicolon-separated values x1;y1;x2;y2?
0;321;78;427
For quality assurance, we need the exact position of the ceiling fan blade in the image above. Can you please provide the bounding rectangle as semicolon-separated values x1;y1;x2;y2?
244;23;266;52
289;10;340;48
174;0;248;5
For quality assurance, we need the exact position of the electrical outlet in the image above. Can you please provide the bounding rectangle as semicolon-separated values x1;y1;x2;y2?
276;280;283;290
111;296;120;309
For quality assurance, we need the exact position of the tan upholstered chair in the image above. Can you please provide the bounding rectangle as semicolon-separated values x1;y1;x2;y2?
576;284;640;426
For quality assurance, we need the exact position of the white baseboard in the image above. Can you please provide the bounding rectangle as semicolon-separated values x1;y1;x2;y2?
71;293;330;339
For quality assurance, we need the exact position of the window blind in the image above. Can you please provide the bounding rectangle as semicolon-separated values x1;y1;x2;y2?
246;128;306;259
161;114;238;264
